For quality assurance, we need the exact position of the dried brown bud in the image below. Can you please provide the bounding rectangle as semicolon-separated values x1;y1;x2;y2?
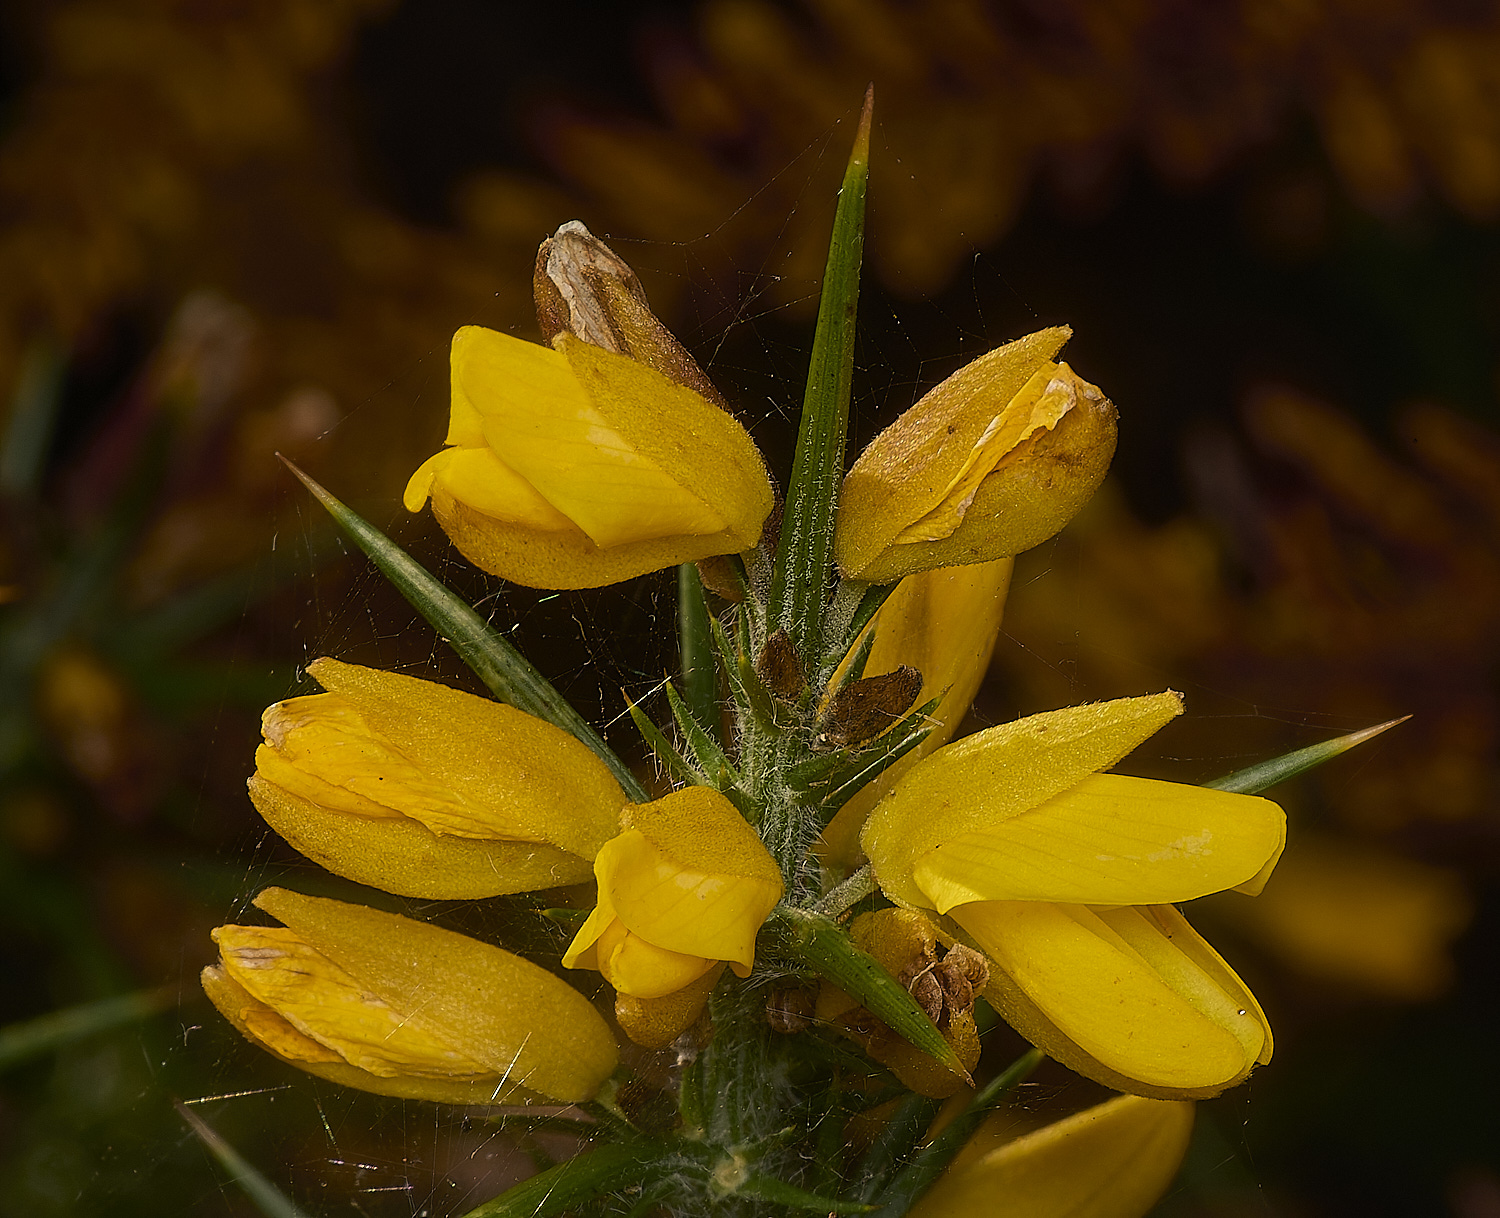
817;665;924;750
756;629;805;701
534;221;728;409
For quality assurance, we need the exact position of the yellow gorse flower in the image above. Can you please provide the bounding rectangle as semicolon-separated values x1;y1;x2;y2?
836;327;1116;584
861;692;1285;1098
250;658;626;899
404;325;774;590
563;787;783;999
909;1094;1195;1218
202;888;619;1105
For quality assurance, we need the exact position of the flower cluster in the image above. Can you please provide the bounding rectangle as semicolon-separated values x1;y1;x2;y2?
206;156;1316;1216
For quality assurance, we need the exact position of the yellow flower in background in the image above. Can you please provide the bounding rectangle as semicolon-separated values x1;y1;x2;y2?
836;327;1116;584
909;1094;1195;1218
202;888;619;1105
404;326;774;589
819;558;1014;867
250;658;626;899
862;692;1285;1098
564;787;783;999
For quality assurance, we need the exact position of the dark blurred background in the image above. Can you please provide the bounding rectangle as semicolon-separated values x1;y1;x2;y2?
0;0;1497;1214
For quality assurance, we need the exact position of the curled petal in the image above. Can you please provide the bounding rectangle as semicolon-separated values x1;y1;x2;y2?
837;328;1116;583
863;693;1184;909
957;900;1270;1099
913;773;1286;912
910;1094;1195;1218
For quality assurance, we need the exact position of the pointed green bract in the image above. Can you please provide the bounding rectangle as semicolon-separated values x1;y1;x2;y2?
279;456;646;803
769;88;873;667
177;1102;313;1218
1203;718;1408;794
679;563;719;739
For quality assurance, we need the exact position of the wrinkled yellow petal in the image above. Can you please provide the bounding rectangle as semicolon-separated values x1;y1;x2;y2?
820;558;1013;867
912;774;1286;912
837;331;1117;583
894;363;1076;544
863;693;1183;909
249;776;593;900
838;329;1069;576
214;924;494;1079
909;1094;1195;1218
202;966;540;1106
956;900;1266;1096
296;658;624;860
249;887;618;1103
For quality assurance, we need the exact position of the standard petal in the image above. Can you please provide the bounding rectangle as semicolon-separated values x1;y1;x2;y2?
956;900;1266;1096
452;326;731;548
909;1094;1195;1218
912;774;1286;912
863;693;1184;909
820;558;1013;866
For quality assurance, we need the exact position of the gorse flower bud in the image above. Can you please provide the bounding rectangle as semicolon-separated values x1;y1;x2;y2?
405;223;774;590
909;1094;1195;1218
202;888;618;1105
861;693;1285;1097
563;787;783;999
250;658;625;899
836;327;1116;583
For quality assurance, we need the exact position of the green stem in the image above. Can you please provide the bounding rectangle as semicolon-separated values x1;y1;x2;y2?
769;87;873;669
813;864;876;917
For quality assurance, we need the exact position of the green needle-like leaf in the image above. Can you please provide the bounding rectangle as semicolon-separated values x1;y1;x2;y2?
460;1142;660;1218
626;694;704;789
770;905;967;1079
177;1102;313;1218
280;456;646;802
769;87;873;667
1204;717;1409;794
664;680;739;788
0;986;174;1071
679;564;719;741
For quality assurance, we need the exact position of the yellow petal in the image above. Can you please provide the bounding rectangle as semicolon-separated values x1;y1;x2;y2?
213;924;494;1079
838;328;1070;579
592;915;716;999
862;693;1183;909
893;363;1077;544
299;658;624;860
956;900;1267;1097
426;484;761;589
820;558;1013;867
614;963;725;1049
404;445;574;529
912;774;1286;912
252;887;618;1103
202;966;539;1106
249;775;593;900
909;1094;1195;1218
